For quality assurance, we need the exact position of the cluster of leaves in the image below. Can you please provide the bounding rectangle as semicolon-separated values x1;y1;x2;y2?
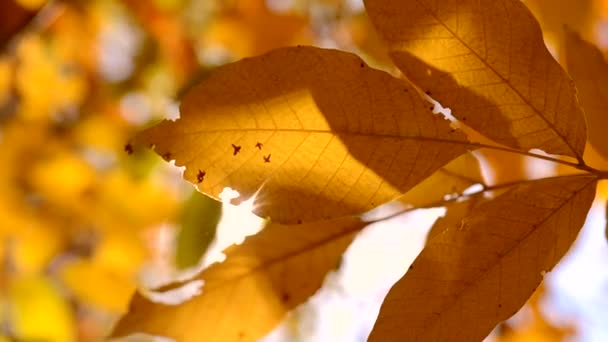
112;0;608;341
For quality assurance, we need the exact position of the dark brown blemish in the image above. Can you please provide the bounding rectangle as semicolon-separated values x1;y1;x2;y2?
124;143;133;155
255;142;263;150
360;62;365;68
263;154;271;163
197;170;206;183
281;292;290;303
425;90;431;95
429;106;434;111
232;144;242;156
162;152;172;161
297;219;302;224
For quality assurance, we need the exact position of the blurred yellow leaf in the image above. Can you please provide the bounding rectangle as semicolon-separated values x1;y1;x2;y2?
59;258;136;314
93;231;148;275
8;276;76;342
96;170;177;230
202;0;311;58
15;34;87;120
29;152;96;208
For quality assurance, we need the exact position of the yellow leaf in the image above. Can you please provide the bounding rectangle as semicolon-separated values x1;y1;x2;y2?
15;34;87;120
563;30;608;161
137;46;469;223
29;152;96;208
369;175;596;341
96;170;177;230
11;224;64;274
93;231;148;275
426;195;487;243
364;0;587;159
8;276;76;342
202;0;311;58
399;152;485;208
113;216;367;342
59;258;137;314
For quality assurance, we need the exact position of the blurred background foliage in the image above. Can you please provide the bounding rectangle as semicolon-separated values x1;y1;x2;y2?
0;0;607;341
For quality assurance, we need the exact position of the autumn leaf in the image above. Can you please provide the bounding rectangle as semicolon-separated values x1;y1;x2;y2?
364;0;587;159
369;175;597;341
112;216;367;342
399;151;485;208
136;46;469;223
563;30;608;161
7;276;76;342
201;0;311;59
426;195;487;243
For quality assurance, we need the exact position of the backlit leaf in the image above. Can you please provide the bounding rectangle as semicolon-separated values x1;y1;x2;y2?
364;0;587;158
112;216;367;342
563;30;608;160
399;152;485;208
369;175;597;341
136;46;469;223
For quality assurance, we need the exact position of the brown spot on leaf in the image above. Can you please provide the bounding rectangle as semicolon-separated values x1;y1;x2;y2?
360;62;365;68
263;154;271;163
124;143;133;155
162;152;172;161
197;170;206;183
255;142;263;150
281;292;290;303
232;144;242;156
425;90;431;95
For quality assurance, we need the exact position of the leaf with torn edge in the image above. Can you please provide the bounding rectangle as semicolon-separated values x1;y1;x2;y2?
112;216;367;342
369;175;597;341
563;29;608;160
364;0;587;158
135;46;468;223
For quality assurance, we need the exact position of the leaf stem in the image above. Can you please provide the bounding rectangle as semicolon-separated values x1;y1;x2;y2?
368;174;596;224
468;142;608;177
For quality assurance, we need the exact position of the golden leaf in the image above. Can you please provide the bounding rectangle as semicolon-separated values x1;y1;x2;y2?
7;276;76;342
563;30;608;161
399;152;485;208
364;0;587;159
137;46;469;223
369;175;596;341
112;216;367;342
